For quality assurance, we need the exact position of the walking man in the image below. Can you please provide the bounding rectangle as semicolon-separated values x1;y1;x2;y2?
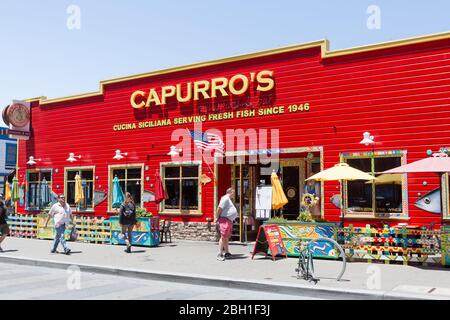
45;194;73;255
215;188;237;261
0;194;10;252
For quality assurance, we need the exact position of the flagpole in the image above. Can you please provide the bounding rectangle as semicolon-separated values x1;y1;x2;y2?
188;128;222;182
202;154;216;182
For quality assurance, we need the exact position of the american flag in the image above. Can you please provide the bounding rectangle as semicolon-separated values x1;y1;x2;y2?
189;130;224;156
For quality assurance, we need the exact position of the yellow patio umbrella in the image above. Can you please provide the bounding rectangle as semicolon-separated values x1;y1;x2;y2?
271;171;288;210
365;173;402;185
74;174;84;205
4;181;11;201
306;163;377;182
306;163;376;226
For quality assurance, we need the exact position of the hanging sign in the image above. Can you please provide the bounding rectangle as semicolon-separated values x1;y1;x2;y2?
2;100;31;140
252;225;287;261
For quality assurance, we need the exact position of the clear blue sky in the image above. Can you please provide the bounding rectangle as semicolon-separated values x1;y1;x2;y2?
1;1;449;126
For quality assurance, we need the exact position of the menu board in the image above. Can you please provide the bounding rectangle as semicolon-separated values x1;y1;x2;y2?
252;225;287;261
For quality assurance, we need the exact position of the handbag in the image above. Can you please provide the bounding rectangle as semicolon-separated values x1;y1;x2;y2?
69;225;78;241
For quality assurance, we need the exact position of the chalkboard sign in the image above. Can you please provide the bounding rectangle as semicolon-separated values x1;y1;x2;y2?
252;225;287;261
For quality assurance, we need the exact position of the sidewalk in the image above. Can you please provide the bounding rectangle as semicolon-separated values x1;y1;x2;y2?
1;237;449;299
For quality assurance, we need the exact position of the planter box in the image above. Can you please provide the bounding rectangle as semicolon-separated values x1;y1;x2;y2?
264;221;339;259
36;214;72;240
110;216;160;247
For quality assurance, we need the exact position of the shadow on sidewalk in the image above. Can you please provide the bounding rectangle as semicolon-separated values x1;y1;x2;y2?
251;255;287;261
225;254;249;260
129;250;146;254
157;244;178;248
289;275;351;283
410;264;450;272
0;250;18;253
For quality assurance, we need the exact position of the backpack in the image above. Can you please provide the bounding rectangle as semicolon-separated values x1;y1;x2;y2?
123;203;135;217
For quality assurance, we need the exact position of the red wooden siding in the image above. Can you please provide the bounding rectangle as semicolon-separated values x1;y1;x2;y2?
17;36;450;227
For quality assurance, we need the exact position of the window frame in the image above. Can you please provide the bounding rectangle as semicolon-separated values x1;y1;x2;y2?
108;164;144;212
64;166;95;212
5;143;17;168
26;169;53;211
160;161;202;215
341;150;408;219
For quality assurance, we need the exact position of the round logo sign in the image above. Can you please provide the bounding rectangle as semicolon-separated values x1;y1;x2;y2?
286;187;296;199
7;103;30;128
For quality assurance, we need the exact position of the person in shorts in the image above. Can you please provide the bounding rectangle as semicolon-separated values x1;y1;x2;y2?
215;188;237;261
119;192;137;253
0;194;10;252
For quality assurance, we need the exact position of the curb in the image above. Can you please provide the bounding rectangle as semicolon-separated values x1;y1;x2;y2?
0;255;444;300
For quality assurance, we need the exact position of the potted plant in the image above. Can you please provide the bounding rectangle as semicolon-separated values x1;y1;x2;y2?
36;205;72;241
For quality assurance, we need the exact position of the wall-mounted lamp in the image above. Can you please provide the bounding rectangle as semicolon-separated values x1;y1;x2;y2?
360;132;375;146
67;153;82;162
113;150;128;160
27;156;41;165
167;146;182;157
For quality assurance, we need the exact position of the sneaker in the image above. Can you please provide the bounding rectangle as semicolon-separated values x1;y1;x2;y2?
224;252;232;258
125;247;131;253
64;249;71;255
50;249;57;254
216;254;225;261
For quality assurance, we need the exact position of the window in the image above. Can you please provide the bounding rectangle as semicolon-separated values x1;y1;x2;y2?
65;168;94;210
342;151;407;218
110;166;143;209
5;143;16;167
162;164;200;213
27;170;52;210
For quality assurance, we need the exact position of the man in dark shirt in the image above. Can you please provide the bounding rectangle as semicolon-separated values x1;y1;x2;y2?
0;194;10;252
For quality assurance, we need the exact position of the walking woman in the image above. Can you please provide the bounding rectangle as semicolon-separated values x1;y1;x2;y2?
119;192;137;253
0;194;10;252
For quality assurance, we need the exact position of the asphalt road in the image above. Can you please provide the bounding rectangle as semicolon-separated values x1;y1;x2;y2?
0;262;321;300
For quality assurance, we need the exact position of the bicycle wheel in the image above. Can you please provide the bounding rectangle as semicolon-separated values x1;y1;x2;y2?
296;250;316;282
307;237;346;281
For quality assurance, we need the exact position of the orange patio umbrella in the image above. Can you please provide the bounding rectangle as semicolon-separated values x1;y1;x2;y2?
271;171;288;210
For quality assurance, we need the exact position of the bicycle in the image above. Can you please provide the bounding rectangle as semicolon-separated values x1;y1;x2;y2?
295;237;346;283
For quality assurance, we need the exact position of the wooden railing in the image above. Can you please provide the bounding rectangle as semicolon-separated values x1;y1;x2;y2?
337;225;442;266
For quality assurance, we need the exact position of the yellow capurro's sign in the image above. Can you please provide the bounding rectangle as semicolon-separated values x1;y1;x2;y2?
130;70;274;108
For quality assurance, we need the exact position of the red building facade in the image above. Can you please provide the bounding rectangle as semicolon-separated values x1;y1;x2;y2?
15;31;450;241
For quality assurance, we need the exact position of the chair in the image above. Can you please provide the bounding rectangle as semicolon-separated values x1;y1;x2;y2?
160;218;172;243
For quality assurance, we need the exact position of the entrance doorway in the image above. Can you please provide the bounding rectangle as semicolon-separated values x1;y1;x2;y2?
280;160;304;220
217;148;323;242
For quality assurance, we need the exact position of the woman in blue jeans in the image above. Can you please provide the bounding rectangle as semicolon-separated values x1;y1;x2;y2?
45;194;73;255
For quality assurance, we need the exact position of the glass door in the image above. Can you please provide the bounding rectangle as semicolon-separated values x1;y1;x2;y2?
280;160;304;220
233;164;257;241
